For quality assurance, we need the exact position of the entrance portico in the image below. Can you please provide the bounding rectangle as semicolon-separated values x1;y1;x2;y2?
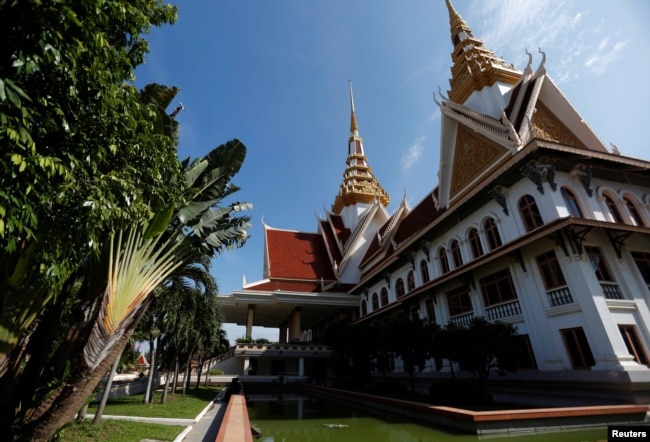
218;289;359;343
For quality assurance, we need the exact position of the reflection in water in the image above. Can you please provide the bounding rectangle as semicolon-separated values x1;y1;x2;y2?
247;394;608;442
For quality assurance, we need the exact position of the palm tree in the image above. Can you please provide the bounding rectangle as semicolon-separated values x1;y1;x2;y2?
13;139;251;440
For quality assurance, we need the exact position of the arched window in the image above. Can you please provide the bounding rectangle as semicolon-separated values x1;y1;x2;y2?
371;292;379;310
561;187;583;218
380;287;389;306
604;195;623;223
519;194;544;231
468;228;483;258
483;218;502;250
407;271;415;291
450;239;463;267
420;259;430;283
395;278;405;298
625;197;645;227
438;247;450;274
360;299;367;316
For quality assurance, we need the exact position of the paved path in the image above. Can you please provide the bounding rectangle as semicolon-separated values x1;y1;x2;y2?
86;397;226;442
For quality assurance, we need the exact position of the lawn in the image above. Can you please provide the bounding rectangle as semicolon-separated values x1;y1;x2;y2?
56;386;222;441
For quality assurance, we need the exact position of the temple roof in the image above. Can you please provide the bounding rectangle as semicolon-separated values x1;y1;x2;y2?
332;82;390;213
445;0;520;105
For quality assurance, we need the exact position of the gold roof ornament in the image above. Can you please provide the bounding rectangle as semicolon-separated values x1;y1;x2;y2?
332;82;390;214
445;0;520;104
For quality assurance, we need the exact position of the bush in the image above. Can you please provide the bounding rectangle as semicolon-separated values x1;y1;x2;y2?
207;369;223;375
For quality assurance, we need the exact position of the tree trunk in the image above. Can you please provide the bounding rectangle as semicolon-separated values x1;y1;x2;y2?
172;360;179;393
160;352;177;404
204;357;211;386
182;353;192;395
92;346;124;425
22;332;132;441
194;354;203;390
76;403;89;423
143;336;156;404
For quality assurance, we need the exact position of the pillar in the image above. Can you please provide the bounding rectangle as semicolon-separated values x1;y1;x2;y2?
245;304;255;339
291;308;301;342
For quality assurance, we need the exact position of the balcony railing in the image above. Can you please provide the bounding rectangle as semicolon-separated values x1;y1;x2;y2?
449;312;474;327
485;299;522;321
601;282;624;300
547;286;574;307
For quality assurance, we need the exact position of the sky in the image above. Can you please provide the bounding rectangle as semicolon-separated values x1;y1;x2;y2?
135;0;650;344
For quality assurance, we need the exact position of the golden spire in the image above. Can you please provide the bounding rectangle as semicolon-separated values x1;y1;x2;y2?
333;83;390;214
445;0;519;104
349;80;359;136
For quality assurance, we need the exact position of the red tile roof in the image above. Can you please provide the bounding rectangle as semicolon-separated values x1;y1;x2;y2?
393;190;443;246
265;228;336;280
320;219;343;264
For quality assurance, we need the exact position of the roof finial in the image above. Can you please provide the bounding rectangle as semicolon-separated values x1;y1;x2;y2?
349;80;359;135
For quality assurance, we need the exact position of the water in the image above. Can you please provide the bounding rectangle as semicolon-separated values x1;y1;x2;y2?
247;393;608;442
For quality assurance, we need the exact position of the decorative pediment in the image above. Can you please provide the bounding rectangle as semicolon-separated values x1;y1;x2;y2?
449;124;509;198
532;101;587;149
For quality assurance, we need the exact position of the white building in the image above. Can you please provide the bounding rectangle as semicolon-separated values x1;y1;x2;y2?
218;0;650;403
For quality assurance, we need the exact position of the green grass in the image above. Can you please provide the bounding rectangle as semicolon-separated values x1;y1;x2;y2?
56;420;186;442
56;386;222;441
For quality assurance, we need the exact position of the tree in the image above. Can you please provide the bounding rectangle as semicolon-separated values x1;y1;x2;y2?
440;317;522;383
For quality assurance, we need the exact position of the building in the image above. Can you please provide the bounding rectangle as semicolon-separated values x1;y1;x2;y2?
218;0;650;403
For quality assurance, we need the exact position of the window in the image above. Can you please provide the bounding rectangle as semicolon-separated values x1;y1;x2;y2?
560;327;595;369
371;293;379;310
585;246;614;282
395;278;405;298
360;299;367;316
632;252;650;287
446;285;472;317
519;194;544;231
561;187;583;218
450;240;463;267
380;287;389;306
424;298;436;323
407;271;415;291
409;304;419;320
483;218;502;250
604;195;623;223
420;259;430;283
619;325;649;366
438;247;450;274
515;334;538;370
468;228;484;258
536;251;567;290
625;197;645;227
479;269;517;306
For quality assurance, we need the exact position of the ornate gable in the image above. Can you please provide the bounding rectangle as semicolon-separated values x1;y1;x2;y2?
449;123;509;197
532;101;587;149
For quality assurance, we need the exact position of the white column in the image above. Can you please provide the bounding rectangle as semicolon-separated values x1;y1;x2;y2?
245;304;255;339
298;357;304;376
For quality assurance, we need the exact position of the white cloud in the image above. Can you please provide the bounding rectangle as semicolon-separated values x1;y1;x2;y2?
584;40;628;74
401;136;425;171
465;0;626;83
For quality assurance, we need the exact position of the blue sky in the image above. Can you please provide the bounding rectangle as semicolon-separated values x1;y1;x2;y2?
135;0;650;343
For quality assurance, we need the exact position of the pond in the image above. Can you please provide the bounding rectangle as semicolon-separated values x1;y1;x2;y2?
246;393;608;442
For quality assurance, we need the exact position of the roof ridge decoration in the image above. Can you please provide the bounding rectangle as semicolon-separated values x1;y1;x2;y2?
378;192;410;247
332;82;390;214
337;200;379;276
445;0;519;104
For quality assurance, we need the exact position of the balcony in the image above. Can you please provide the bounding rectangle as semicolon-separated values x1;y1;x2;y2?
601;282;624;300
233;343;333;358
449;312;474;327
485;299;522;321
547;286;574;307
